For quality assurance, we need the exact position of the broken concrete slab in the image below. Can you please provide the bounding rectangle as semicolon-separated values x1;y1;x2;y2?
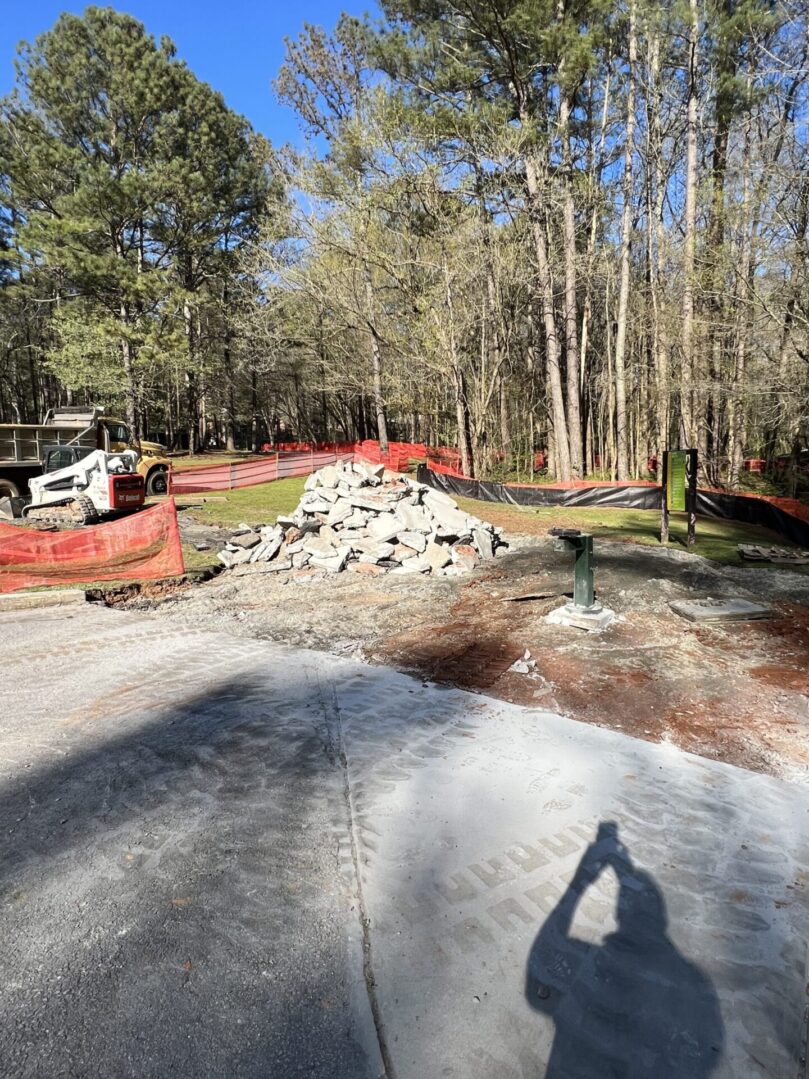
353;460;385;484
367;513;402;543
424;541;452;573
473;527;495;560
669;597;774;623
397;531;427;553
230;531;261;550
303;534;338;558
423;488;459;511
395;503;432;533
318;465;339;489
426;501;471;535
390;557;430;574
347;561;387;576
451;544;478;572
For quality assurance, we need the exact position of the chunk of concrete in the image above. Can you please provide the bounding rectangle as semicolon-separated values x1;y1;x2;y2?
428;502;470;535
311;546;351;572
669;597;773;623
392;543;417;562
326;499;354;527
395;503;432;533
367;513;402;543
302;534;338;558
230;531;261;550
473;528;495;560
342;509;368;529
354;460;385;484
300;497;332;514
423;488;459;512
390;557;430;574
396;532;427;553
357;542;396;564
347;561;387;576
451;544;478;572
341;470;366;489
319;465;339;489
257;533;284;561
424;541;452;573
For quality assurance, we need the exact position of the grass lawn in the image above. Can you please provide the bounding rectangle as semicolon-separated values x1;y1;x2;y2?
455;498;805;569
175;476;307;529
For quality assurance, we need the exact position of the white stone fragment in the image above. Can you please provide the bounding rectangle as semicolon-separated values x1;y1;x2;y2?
424;541;452;572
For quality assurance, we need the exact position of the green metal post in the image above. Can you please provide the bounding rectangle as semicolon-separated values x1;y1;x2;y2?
551;529;596;611
573;536;595;609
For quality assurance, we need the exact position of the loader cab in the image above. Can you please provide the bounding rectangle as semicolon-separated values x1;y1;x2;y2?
43;445;95;473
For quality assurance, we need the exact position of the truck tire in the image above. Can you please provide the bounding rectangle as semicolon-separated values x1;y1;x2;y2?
146;467;169;496
0;478;21;498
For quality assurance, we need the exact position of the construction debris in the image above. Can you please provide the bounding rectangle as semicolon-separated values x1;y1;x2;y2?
669;597;773;623
738;544;809;565
217;460;506;576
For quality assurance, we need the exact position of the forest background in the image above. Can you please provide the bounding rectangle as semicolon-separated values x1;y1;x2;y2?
1;1;807;486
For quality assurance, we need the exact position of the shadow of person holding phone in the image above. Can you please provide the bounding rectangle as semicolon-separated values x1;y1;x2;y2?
525;822;724;1078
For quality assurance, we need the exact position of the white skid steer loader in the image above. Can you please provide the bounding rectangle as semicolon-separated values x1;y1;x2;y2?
23;448;145;525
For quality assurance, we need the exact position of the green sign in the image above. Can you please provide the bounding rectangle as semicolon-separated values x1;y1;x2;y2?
667;451;686;511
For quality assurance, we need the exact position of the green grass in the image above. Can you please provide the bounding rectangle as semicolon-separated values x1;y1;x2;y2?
454;499;806;569
177;476;307;529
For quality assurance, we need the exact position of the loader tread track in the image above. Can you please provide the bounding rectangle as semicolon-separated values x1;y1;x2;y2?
25;496;99;527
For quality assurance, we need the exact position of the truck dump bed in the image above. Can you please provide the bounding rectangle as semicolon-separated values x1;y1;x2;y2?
0;423;98;466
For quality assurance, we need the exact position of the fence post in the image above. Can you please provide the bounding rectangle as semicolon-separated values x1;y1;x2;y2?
229;462;236;491
275;452;279;481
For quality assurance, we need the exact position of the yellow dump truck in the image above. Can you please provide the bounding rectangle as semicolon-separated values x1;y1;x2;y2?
0;407;171;498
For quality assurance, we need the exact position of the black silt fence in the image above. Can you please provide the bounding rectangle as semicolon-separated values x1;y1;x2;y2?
416;465;809;549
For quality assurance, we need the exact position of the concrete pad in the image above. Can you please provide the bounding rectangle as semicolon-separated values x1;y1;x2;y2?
2;605;808;1077
546;601;616;631
0;588;86;611
670;597;774;622
335;670;809;1079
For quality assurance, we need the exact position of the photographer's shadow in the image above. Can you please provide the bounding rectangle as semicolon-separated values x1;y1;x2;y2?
525;822;724;1078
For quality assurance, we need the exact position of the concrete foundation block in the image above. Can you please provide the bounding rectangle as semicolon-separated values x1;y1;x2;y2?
545;602;615;632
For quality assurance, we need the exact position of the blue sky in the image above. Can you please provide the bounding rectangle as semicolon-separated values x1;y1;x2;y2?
0;1;379;145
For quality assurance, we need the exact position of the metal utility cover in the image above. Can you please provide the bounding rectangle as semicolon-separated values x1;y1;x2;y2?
669;597;773;622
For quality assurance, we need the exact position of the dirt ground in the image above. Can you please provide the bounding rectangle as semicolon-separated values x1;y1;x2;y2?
120;524;809;787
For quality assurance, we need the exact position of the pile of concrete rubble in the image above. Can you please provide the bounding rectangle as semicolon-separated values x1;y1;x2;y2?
217;459;506;576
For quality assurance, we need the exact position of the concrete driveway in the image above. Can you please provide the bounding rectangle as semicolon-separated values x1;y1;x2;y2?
1;603;808;1077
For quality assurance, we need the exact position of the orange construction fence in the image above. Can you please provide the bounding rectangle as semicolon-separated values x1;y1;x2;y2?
0;499;185;594
168;441;464;494
169;450;356;494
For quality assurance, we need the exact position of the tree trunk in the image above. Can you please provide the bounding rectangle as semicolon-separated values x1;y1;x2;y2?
560;91;584;477
681;0;699;447
613;0;636;480
362;256;389;452
647;24;670;469
524;148;572;480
